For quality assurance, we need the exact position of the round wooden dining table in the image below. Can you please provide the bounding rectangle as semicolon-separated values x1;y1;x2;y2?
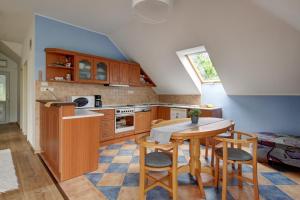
153;117;235;198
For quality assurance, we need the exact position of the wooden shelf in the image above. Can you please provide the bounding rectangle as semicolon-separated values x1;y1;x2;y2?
48;80;75;83
48;65;74;70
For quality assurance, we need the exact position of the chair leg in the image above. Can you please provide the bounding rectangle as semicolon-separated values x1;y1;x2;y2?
214;157;220;188
211;139;215;168
205;138;209;159
139;146;146;200
253;162;259;200
139;169;145;200
230;135;235;170
222;161;228;200
172;169;178;200
168;171;173;198
238;163;243;188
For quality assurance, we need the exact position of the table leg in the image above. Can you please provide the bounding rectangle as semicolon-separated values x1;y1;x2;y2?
189;138;205;198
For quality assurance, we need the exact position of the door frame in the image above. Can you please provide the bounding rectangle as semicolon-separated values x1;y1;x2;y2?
0;71;10;124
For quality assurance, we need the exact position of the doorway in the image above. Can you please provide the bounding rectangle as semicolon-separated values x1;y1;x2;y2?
0;71;9;123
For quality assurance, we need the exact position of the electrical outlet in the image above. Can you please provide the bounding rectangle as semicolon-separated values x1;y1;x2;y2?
40;87;47;92
47;87;54;92
40;87;54;92
41;81;48;87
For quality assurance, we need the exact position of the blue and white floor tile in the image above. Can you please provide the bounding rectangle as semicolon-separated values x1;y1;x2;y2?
79;139;300;200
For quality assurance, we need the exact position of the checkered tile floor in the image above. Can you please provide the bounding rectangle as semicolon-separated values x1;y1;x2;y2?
82;139;300;200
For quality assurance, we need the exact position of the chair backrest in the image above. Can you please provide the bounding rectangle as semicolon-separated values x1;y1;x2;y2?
214;131;258;161
138;135;178;169
138;135;177;151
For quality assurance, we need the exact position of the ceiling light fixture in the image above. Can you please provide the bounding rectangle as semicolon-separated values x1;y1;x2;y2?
132;0;174;24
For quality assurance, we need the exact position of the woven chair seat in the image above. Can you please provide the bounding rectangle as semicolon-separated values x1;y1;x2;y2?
215;148;253;161
145;152;172;168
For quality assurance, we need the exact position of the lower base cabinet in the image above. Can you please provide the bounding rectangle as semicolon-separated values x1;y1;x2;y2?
135;111;151;134
157;107;171;120
91;109;115;142
39;103;101;181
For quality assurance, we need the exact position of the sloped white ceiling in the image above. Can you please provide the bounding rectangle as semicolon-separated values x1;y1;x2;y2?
111;0;300;95
1;0;300;95
252;0;300;32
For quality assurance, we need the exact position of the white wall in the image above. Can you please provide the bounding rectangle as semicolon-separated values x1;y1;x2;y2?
0;53;19;122
20;16;36;149
1;40;22;57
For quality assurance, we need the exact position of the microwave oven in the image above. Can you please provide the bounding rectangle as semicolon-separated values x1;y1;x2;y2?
70;96;95;108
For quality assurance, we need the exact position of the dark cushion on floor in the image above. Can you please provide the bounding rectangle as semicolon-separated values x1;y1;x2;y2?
145;152;172;168
215;148;253;161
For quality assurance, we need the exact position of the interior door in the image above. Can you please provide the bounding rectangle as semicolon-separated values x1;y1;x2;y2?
0;72;9;123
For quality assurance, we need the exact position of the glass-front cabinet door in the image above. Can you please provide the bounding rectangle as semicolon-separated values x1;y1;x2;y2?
94;58;110;83
76;55;93;81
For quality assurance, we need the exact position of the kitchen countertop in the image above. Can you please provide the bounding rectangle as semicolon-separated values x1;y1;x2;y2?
81;103;220;111
63;109;104;119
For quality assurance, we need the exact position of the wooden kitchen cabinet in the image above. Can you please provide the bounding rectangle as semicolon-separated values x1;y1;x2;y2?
93;58;110;84
39;102;101;181
100;120;115;141
129;64;141;86
200;107;222;118
135;111;151;134
75;55;94;82
157;107;171;120
109;62;130;85
109;61;120;84
150;106;158;122
46;48;155;87
119;63;129;85
91;109;115;142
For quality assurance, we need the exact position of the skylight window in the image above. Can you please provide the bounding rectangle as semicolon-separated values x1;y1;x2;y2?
187;51;220;83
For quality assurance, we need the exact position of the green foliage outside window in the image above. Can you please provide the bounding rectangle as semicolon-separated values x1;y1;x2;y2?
189;52;220;82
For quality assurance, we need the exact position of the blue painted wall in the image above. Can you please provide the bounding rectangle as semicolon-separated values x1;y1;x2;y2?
202;84;300;136
35;15;127;79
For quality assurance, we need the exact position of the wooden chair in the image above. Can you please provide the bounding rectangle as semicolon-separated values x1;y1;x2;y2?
138;135;178;200
214;131;259;200
205;131;235;168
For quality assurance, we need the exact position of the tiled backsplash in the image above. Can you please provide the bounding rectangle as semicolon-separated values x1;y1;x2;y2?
36;81;159;105
159;95;201;105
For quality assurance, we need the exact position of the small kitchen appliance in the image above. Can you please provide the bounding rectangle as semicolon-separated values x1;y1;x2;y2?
70;96;95;108
95;95;102;107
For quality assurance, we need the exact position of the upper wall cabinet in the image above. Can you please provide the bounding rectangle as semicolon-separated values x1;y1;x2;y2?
76;55;94;82
94;58;110;84
129;64;141;86
45;49;76;82
45;48;155;87
119;63;129;85
110;62;132;86
109;61;120;84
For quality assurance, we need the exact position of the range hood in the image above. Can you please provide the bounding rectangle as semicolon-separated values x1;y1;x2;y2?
107;84;130;87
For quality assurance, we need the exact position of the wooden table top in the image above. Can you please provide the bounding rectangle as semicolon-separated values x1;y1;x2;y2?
156;117;234;140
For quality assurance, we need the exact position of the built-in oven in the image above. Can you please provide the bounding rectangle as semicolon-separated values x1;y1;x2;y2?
115;107;135;134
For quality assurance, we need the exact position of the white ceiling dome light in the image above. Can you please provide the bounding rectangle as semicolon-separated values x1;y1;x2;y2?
132;0;174;24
